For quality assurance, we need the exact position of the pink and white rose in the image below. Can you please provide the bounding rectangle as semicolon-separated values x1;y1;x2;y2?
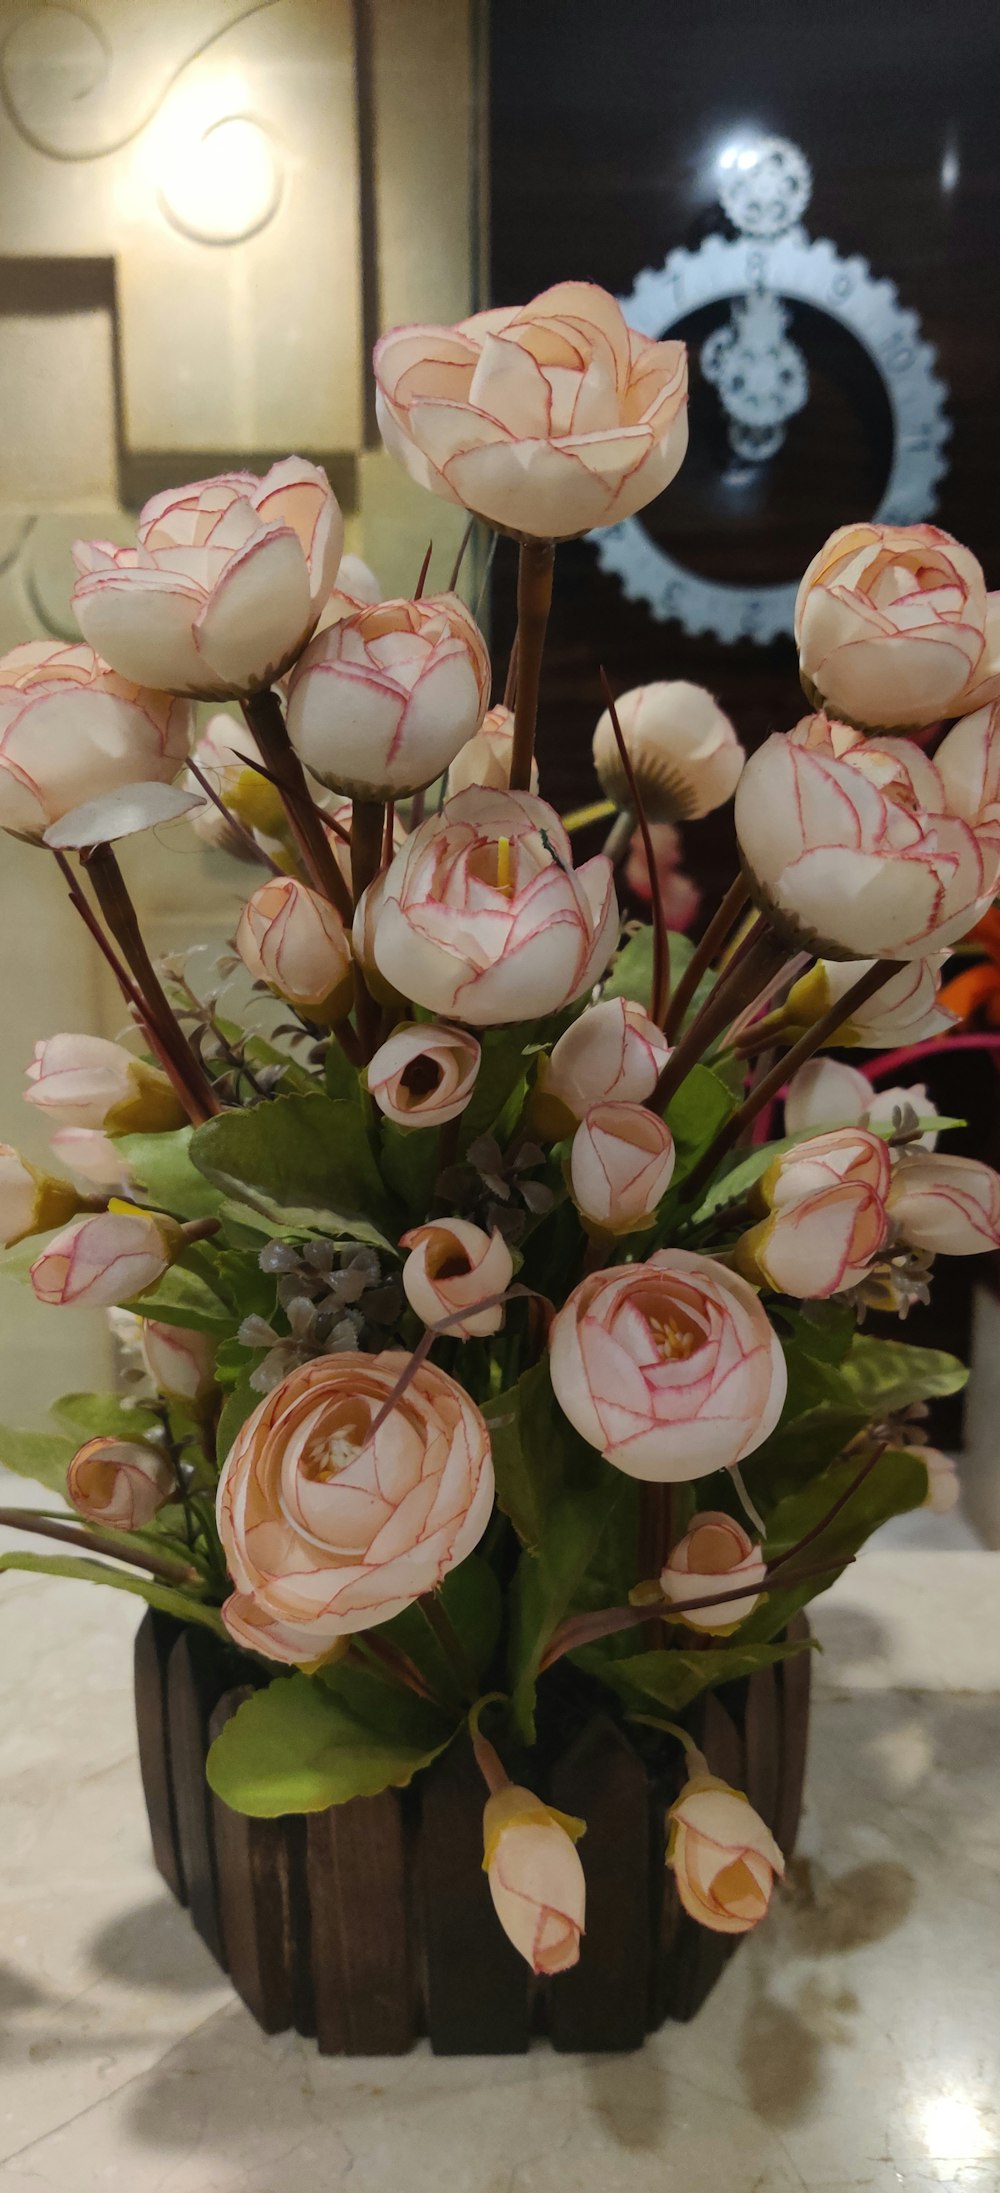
887;1152;1000;1255
795;522;1000;729
660;1512;767;1633
569;1102;675;1235
532;997;670;1137
446;703;538;797
784;1058;939;1149
400;1218;513;1339
67;1434;175;1531
140;1320;216;1409
286;593;490;801
30;1209;181;1309
235;875;353;1020
0;641;190;843
483;1785;586;1975
733;1127;891;1299
366;1022;481;1128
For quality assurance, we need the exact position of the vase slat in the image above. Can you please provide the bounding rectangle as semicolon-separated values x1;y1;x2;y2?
773;1612;812;1863
209;1687;314;2038
307;1792;414;2054
419;1740;532;2054
166;1628;228;1969
133;1610;186;1907
547;1712;652;2052
744;1663;782;1834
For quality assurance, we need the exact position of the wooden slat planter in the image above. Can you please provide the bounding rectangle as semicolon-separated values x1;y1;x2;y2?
134;1612;812;2056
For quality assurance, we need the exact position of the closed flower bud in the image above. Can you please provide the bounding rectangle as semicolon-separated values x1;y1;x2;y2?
668;1774;784;1935
0;641;191;843
67;1434;175;1531
887;1152;1000;1255
286;593;490;801
49;1127;134;1192
141;1319;216;1409
482;1784;586;1974
446;703;538;797
768;955;955;1052
784;1058;939;1150
532;997;671;1138
732;1127;891;1299
920;1446;961;1516
569;1102;675;1235
660;1512;767;1633
25;1034;185;1134
367;1022;481;1127
593;680;744;822
0;1142;80;1248
30;1209;182;1309
235;876;352;1022
795;522;1000;730
400;1218;513;1339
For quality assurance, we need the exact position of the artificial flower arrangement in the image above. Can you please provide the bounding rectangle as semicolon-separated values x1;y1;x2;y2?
1;279;998;1984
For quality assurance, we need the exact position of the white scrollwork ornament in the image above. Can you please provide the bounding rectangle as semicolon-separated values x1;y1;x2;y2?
593;136;951;644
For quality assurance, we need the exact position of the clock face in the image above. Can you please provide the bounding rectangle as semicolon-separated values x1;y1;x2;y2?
593;142;951;644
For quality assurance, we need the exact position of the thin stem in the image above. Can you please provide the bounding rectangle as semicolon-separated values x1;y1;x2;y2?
730;1463;766;1536
626;1714;708;1775
680;959;904;1201
185;758;283;876
652;919;788;1112
0;1507;200;1586
359;1630;440;1706
242;688;353;924
81;845;222;1122
414;540;434;599
537;1551;854;1673
350;799;386;1061
663;873;751;1043
502;628;519;711
509;537;555;793
471;1726;509;1795
448;517;476;594
728;952;810;1052
600;668;668;1024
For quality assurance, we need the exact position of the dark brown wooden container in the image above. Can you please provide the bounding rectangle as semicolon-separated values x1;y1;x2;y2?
134;1611;811;2055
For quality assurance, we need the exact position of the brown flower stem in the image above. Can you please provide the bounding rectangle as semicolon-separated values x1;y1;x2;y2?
350;798;386;1061
663;873;751;1042
0;1507;201;1586
382;801;396;868
52;852;201;1118
509;536;555;793
599;669;669;1024
81;844;222;1123
679;959;905;1203
179;1217;222;1246
651;918;788;1112
503;628;519;711
537;1551;855;1673
359;1631;440;1706
448;517;476;594
241;688;353;925
765;1442;887;1575
419;1589;481;1705
413;540;434;598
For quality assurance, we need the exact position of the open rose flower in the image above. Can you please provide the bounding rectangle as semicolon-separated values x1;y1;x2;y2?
735;712;1000;959
660;1512;767;1633
72;459;343;698
549;1249;786;1482
375;280;688;539
67;1435;175;1530
569;1102;675;1235
400;1218;513;1339
25;1034;184;1134
446;703;538;797
0;641;191;843
0;1143;79;1248
141;1320;216;1409
30;1209;181;1309
531;997;670;1138
360;787;617;1026
732;1127;891;1299
216;1352;494;1662
286;593;490;801
785;1058;939;1150
795;522;1000;729
887;1152;1000;1255
235;875;353;1022
593;680;744;822
483;1786;586;1974
366;1022;481;1128
668;1774;784;1935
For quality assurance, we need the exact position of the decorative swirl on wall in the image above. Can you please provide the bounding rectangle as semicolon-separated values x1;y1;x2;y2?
157;112;282;245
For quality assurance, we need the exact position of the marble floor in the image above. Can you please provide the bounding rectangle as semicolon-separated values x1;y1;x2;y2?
1;1472;999;2192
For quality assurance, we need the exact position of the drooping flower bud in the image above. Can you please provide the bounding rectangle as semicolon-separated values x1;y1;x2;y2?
30;1209;182;1309
49;1128;134;1192
668;1774;784;1934
141;1319;216;1409
0;1143;80;1248
400;1219;513;1339
593;680;744;822
25;1034;185;1134
482;1784;586;1974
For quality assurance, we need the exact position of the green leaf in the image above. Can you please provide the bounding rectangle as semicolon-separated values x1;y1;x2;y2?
510;1475;626;1742
0;1425;74;1497
458;1026;532;1151
116;1128;225;1220
487;1357;575;1552
49;1392;160;1443
0;1549;227;1635
839;1335;968;1415
576;1634;814;1716
664;1065;734;1183
190;1093;397;1245
385;1555;503;1705
324;1039;362;1104
602;925;696;1012
206;1663;455;1817
379;1120;442;1223
128;1259;234;1334
741;1445;928;1641
216;1358;264;1465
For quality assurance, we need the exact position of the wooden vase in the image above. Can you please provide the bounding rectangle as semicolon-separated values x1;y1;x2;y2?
134;1610;811;2055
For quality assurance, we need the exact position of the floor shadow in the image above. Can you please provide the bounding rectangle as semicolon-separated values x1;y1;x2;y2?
738;1988;824;2127
583;2045;671;2154
86;1893;223;1994
785;1856;917;1954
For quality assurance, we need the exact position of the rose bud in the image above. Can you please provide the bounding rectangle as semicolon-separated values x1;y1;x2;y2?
362;787;617;1026
795;521;1000;730
25;1034;185;1134
0;1143;80;1248
668;1774;785;1935
758;1127;892;1212
887;1152;1000;1255
367;1022;481;1127
49;1127;135;1191
446;702;538;797
569;1102;675;1236
141;1319;216;1409
549;1249;786;1482
72;459;343;698
216;1352;494;1661
375;280;688;540
593;680;744;823
235;875;352;1022
67;1435;175;1531
286;593;491;802
920;1446;961;1516
531;997;671;1139
764;954;955;1051
30;1209;182;1309
0;640;191;843
401;1218;513;1338
785;1059;939;1150
735;711;1000;960
732;1127;891;1300
482;1785;586;1975
186;712;287;854
660;1512;767;1633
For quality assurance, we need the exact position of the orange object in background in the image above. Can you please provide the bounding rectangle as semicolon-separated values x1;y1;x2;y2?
939;907;1000;1027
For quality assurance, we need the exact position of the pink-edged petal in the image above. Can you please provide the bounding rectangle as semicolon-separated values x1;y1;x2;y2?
194;527;313;690
72;570;208;693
